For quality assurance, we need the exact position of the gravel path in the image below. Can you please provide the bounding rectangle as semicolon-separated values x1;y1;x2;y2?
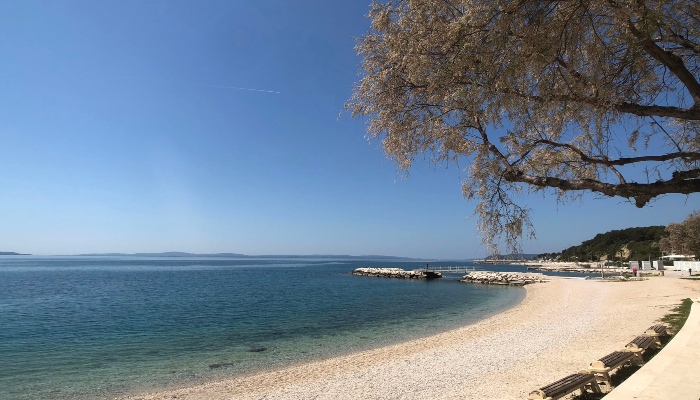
123;275;699;400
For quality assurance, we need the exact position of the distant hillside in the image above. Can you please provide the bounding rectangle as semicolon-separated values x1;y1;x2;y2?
76;252;417;260
77;252;247;258
538;226;667;262
0;251;29;255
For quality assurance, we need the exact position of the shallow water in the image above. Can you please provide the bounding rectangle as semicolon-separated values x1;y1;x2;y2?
0;257;525;400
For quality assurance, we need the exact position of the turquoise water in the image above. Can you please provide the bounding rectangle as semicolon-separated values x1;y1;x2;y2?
0;257;525;400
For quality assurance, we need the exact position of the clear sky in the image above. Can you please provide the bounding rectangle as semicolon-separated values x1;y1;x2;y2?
0;0;697;259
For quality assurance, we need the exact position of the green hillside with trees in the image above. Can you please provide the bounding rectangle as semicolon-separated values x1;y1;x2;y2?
538;226;667;262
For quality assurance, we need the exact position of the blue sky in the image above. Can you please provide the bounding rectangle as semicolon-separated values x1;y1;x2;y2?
0;0;697;258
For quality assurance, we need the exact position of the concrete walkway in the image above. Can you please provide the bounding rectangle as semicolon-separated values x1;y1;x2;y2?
604;298;700;400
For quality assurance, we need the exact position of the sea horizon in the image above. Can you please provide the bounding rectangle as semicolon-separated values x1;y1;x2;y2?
0;256;529;400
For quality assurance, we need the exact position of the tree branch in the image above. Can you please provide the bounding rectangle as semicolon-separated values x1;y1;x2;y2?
626;22;700;105
657;31;700;55
529;139;700;166
614;102;700;120
475;116;512;170
503;168;700;207
499;87;700;120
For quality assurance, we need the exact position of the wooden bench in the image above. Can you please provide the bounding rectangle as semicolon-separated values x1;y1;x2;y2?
644;324;667;348
528;372;601;400
625;335;657;352
587;351;639;391
644;324;667;337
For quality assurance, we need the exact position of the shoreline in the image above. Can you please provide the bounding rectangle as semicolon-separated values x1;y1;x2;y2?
123;275;699;400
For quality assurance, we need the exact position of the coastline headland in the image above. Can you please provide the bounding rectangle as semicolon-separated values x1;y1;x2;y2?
351;267;442;279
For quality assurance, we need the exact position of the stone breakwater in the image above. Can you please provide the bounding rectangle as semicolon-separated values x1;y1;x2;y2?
459;271;547;286
351;268;442;279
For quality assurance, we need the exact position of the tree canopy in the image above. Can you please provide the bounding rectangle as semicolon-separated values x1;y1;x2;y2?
659;210;700;256
348;0;700;253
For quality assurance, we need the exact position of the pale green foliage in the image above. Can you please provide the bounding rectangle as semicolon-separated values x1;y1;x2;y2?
348;0;700;254
659;210;700;257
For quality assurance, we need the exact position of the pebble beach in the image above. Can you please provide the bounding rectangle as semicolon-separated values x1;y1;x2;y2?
123;273;700;400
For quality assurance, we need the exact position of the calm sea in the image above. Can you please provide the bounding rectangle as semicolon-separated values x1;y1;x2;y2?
0;256;528;400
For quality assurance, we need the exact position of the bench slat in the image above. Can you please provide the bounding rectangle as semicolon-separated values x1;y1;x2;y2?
540;373;594;398
645;324;667;335
626;335;654;349
597;351;634;368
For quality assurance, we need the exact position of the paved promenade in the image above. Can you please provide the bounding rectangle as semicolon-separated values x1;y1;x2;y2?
604;297;700;400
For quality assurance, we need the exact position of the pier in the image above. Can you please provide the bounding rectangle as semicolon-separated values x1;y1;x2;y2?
425;265;483;274
472;259;530;265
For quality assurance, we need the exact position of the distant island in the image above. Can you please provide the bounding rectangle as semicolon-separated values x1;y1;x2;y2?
75;252;419;260
0;251;30;256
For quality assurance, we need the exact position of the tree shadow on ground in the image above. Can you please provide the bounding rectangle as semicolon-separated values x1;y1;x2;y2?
570;299;690;400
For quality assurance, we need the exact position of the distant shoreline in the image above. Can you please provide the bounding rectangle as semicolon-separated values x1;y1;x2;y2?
72;252;425;260
0;252;30;256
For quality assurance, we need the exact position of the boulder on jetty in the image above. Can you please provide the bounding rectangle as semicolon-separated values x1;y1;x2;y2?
351;267;442;279
459;271;546;286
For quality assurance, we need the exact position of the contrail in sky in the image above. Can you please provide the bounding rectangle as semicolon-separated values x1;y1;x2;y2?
201;84;281;94
114;74;282;94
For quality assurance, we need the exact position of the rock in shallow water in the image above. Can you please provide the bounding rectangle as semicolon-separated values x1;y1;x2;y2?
209;362;234;369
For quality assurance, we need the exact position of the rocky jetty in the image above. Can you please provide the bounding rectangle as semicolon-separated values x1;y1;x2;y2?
459;271;547;286
351;268;442;279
